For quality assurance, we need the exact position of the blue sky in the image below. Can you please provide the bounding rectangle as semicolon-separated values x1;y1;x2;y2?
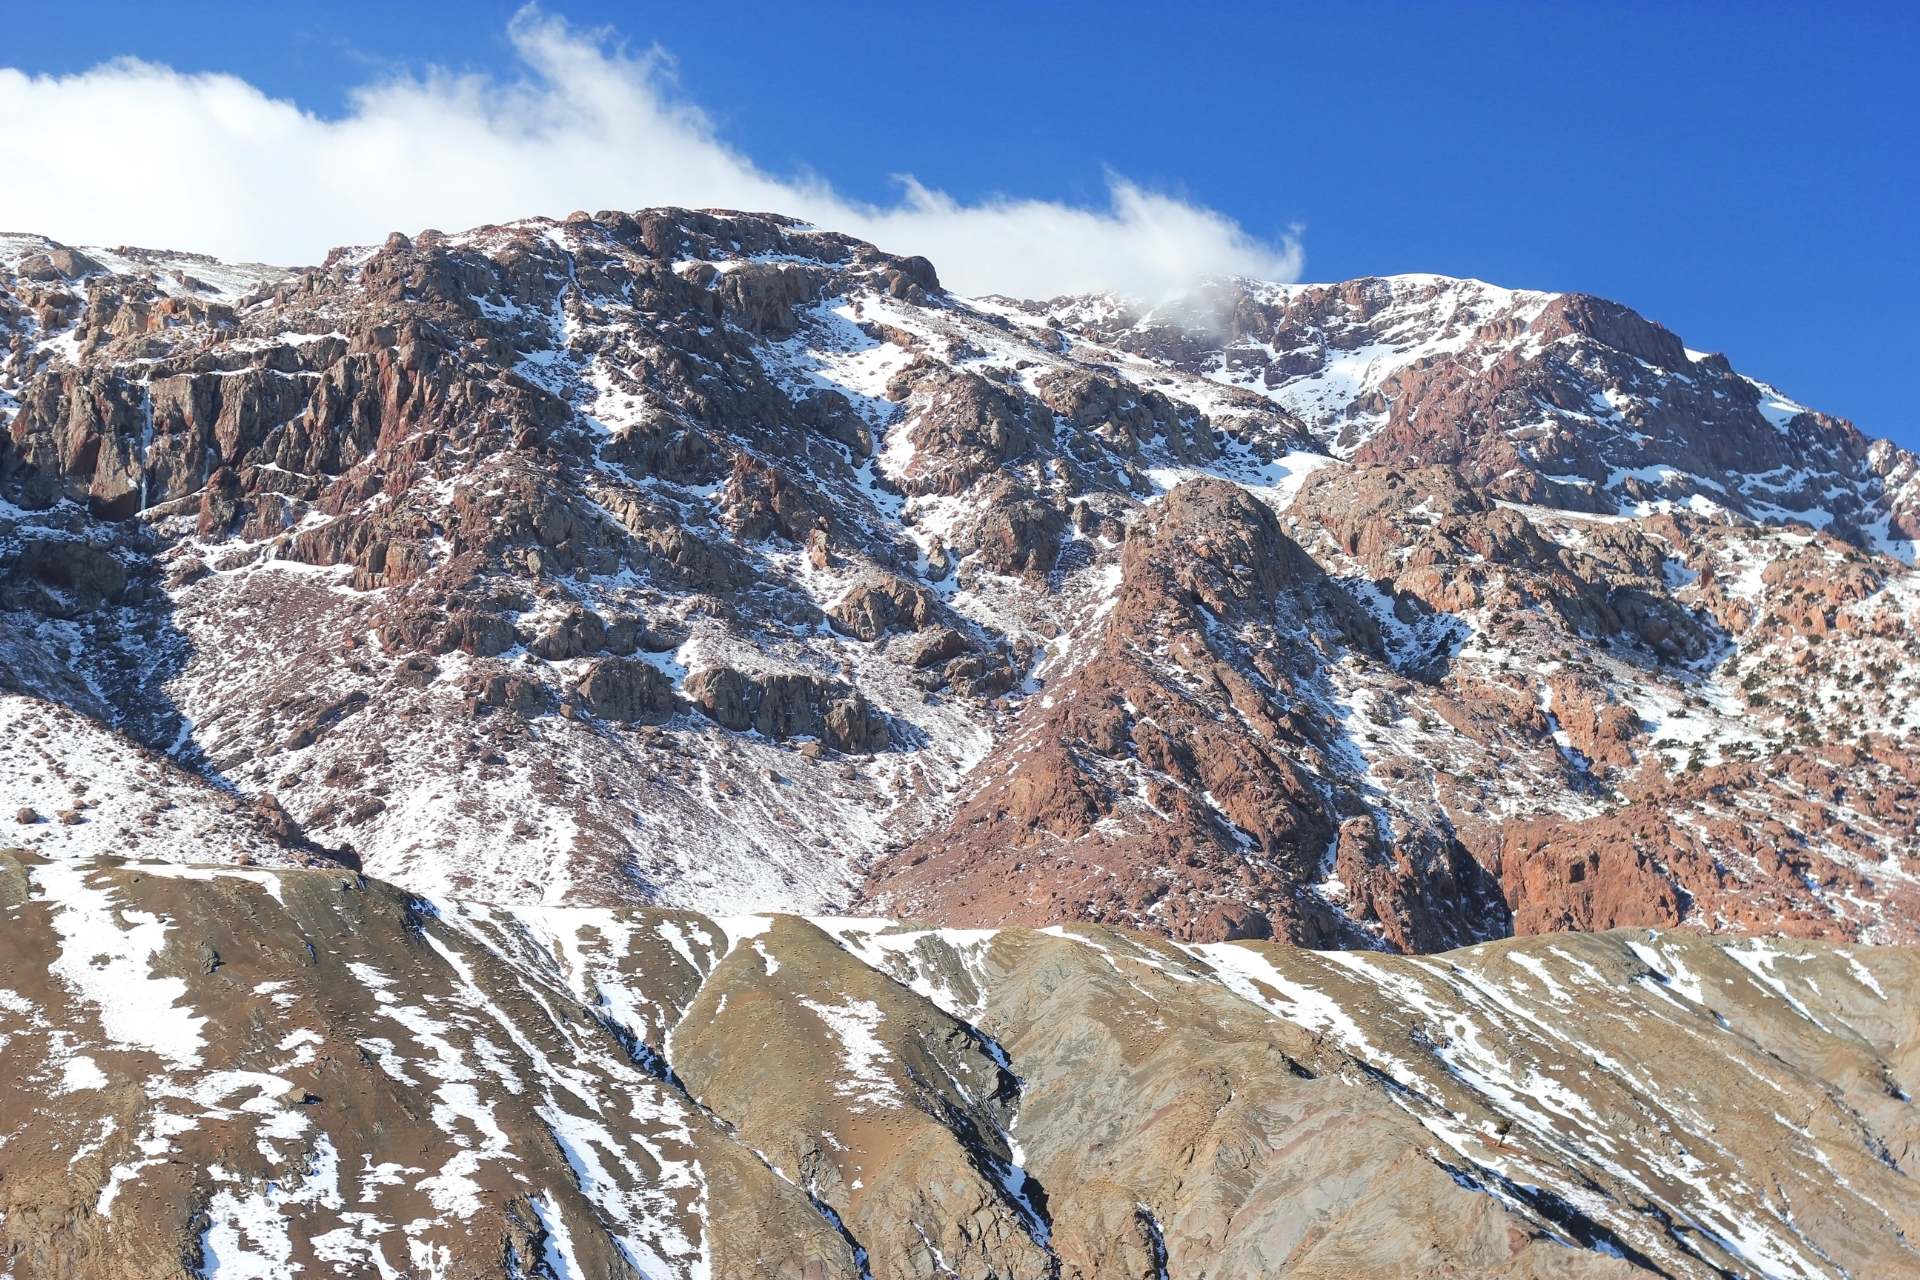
5;1;1916;446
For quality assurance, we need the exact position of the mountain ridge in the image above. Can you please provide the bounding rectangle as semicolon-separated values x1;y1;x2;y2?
4;205;1919;1280
3;205;1917;951
1;848;1913;1279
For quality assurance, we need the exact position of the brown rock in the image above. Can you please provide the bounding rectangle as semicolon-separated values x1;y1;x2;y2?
525;605;607;660
686;667;888;753
828;575;937;641
907;627;969;669
467;669;552;716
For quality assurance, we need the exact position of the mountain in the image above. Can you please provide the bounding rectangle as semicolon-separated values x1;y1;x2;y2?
4;210;1916;952
4;209;1920;1280
1;850;1914;1279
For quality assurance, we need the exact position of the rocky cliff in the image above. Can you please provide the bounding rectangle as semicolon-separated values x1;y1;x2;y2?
4;211;1915;953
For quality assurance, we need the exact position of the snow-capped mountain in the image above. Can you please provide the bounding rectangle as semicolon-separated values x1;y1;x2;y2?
4;208;1920;1280
7;208;1913;949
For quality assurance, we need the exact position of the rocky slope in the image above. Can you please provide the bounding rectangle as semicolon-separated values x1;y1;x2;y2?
2;212;1917;954
2;850;1916;1280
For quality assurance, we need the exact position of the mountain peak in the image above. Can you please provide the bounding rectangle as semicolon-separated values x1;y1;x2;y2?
6;202;1920;1278
3;206;1917;946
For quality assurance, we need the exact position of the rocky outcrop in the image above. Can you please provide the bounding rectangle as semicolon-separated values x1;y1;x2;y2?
467;667;551;716
1544;669;1643;771
686;666;888;753
572;656;678;724
828;574;938;640
525;605;608;660
3;531;130;615
958;494;1069;576
863;478;1506;949
888;368;1054;497
1286;463;1715;663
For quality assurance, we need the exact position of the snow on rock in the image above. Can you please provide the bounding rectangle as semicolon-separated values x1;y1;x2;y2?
4;208;1918;959
799;996;902;1111
32;858;207;1067
0;860;1913;1278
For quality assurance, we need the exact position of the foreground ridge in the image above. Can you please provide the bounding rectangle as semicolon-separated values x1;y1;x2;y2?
1;851;1914;1278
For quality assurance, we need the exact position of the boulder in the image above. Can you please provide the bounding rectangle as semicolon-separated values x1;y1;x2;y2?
907;627;969;669
964;498;1067;576
526;606;608;660
467;669;552;716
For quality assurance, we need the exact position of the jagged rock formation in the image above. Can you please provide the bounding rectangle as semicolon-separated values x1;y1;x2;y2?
1;852;1915;1279
866;476;1507;949
2;214;1917;953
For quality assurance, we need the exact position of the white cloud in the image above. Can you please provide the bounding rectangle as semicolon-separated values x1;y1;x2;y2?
0;7;1301;299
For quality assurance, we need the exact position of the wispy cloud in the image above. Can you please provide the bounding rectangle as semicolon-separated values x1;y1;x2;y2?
0;7;1301;299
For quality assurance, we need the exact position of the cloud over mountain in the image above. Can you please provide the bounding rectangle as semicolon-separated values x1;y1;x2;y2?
0;6;1302;299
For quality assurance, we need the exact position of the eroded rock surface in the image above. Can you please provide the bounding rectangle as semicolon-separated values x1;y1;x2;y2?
2;216;1917;948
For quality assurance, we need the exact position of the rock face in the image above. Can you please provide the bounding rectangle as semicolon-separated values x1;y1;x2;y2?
573;656;678;724
684;666;889;752
2;215;1918;950
865;477;1506;949
1039;275;1920;549
2;852;1915;1279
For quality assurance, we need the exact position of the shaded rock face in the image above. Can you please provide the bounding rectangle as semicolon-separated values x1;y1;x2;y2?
2;854;1916;1279
2;214;1918;949
685;666;888;753
573;656;678;724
